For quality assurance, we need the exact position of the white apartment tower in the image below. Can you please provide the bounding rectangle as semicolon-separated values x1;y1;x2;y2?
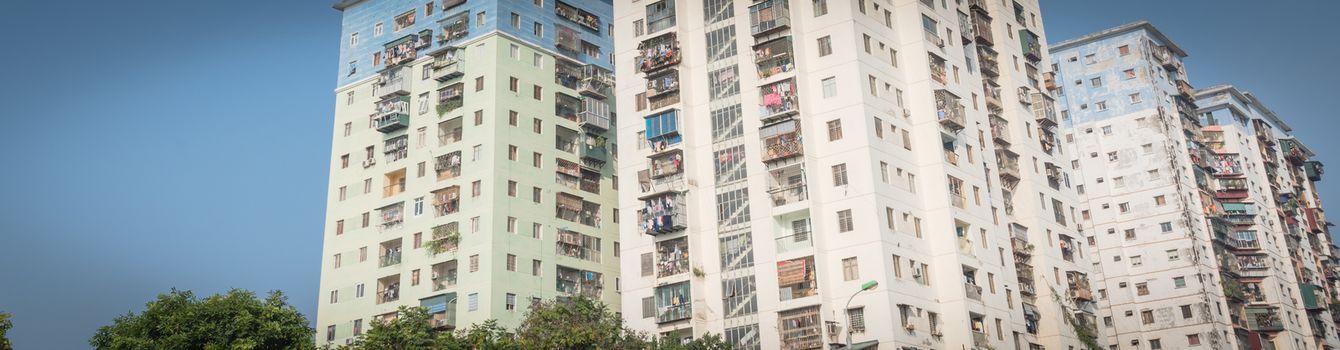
1051;22;1329;350
615;1;1096;349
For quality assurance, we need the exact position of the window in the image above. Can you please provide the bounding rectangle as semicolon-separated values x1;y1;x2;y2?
507;254;516;271
532;259;542;276
848;307;865;333
349;32;360;46
817;36;832;56
1090;77;1102;87
1095;101;1107;111
1124;69;1136;79
475;76;485;91
822;77;837;98
1180;305;1192;319
1155;195;1167;206
1161;222;1173;232
534;22;544;37
506;293;517;311
842;257;859;280
533;85;543;100
832;164;848;186
1173;276;1186;288
1141;310;1154;324
510;12;520;28
393;10;416;32
1136;282;1148;295
1118;45;1131;56
1186;334;1200;346
838;210;854;232
509;77;519;92
469;254;479;272
335;220;344;235
413;197;424;216
1118;202;1130;213
468;293;479;311
1130;93;1142;104
827;119;843;140
374;23;384;36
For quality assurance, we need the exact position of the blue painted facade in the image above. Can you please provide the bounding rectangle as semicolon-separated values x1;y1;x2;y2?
1049;26;1188;127
336;0;614;87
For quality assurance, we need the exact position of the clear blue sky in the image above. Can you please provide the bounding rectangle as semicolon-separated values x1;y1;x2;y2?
0;1;1335;348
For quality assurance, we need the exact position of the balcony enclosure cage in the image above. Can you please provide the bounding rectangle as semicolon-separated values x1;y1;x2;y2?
636;32;680;73
759;78;799;121
760;120;802;162
655;237;689;277
754;37;795;80
639;192;686;235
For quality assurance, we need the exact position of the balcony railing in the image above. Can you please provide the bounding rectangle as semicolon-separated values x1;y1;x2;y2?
373;113;410;133
749;0;791;36
432;58;463;82
935;90;966;131
978;46;999;77
374;75;410;98
768;183;808;207
379;250;402;267
762;132;803;162
636;33;681;73
578;108;611;131
657;302;692;323
965;283;983;301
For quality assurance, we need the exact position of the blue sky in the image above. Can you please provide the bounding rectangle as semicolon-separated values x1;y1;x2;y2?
0;0;1335;348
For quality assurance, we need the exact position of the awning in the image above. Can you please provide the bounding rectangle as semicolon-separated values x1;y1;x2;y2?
1222;202;1249;212
420;292;455;313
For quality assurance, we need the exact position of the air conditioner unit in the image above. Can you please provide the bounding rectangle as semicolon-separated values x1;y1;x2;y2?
930;329;943;337
363;158;377;168
904;323;916;332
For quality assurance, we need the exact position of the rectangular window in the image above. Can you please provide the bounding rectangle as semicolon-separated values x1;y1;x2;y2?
831;164;848;186
822;77;837;97
842;257;859;281
817;36;832;56
827;119;843;140
838;210;854;232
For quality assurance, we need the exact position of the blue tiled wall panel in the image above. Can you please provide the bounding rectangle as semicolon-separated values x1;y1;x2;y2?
1050;30;1182;127
337;0;613;87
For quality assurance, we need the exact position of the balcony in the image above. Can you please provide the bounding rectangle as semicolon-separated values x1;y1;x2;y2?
989;115;1010;145
767;163;808;207
437;12;470;44
654;282;692;323
432;56;463;82
434;151;462;180
1306;161;1324;182
378;202;404;231
427;224;460;256
977;46;1000;77
374;73;410;99
1030;92;1057;127
649;149;683;179
556;229;602;263
436;83;464;116
555;0;601;32
761;120;803;162
556;265;603;299
965;283;983;301
1018;29;1041;62
1176;78;1196;100
1246;306;1284;332
556;92;581;122
555;193;601;227
972;11;993;45
646;70;680;98
925;30;945;48
655;237;689;277
373;97;411;133
430;261;458;291
421;293;457;331
754;37;796;80
778;256;818;301
639;192;686;235
1150;43;1182;71
1217;231;1261;251
997;150;1020;183
983;80;1003;108
759;78;799;122
749;0;791;36
379;240;403;267
929;53;948;84
384;135;409;163
935;90;966;131
431;186;460;217
973;331;989;348
578;66;613;100
579;139;609;168
636;32;681;73
578;97;611;131
377;275;401;304
1067;272;1092;301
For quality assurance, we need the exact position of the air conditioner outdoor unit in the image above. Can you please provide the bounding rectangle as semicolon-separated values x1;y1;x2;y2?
904;323;916;332
363;158;377;168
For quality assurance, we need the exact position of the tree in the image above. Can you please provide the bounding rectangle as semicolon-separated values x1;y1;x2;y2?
338;297;731;350
1;311;13;350
89;289;314;350
513;297;646;349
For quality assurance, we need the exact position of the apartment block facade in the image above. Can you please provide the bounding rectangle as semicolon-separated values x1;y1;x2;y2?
318;0;618;346
614;0;1095;349
1052;21;1339;350
1195;85;1340;350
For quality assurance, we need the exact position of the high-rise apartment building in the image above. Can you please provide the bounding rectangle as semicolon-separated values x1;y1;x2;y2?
614;1;1095;349
1195;85;1340;350
318;0;618;346
1052;21;1339;350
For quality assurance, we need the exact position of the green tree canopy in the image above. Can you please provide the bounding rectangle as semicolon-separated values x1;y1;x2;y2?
337;297;729;350
1;311;13;350
89;289;314;350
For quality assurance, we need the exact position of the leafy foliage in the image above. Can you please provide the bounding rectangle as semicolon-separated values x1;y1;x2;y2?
89;289;314;350
1;311;12;350
333;297;729;350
